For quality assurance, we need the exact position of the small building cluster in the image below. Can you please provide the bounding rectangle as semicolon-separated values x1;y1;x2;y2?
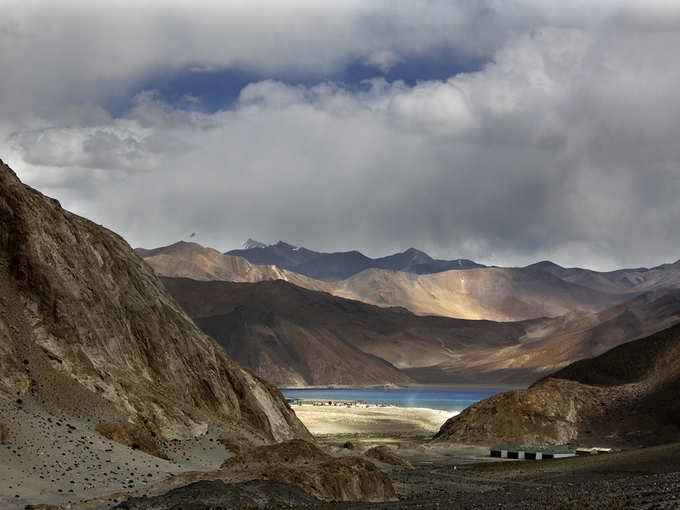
286;398;373;408
490;446;576;460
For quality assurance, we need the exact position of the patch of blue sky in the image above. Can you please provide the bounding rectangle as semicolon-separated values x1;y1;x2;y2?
109;47;488;116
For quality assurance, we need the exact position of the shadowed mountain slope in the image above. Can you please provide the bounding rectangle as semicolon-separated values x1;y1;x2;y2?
227;241;484;281
0;158;309;443
159;277;680;386
435;322;680;447
422;288;680;384
160;277;532;386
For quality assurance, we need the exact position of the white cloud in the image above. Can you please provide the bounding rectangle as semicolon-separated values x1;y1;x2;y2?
363;50;403;73
2;2;680;270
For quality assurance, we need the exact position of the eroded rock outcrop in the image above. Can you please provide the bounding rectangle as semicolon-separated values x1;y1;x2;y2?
219;439;397;502
0;159;309;443
145;439;397;503
435;323;680;447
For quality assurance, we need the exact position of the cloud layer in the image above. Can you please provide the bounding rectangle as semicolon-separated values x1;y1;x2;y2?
3;1;680;270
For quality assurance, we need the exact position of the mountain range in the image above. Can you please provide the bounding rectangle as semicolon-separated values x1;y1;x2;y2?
141;241;655;321
526;259;680;295
226;240;484;281
160;276;680;386
134;240;680;387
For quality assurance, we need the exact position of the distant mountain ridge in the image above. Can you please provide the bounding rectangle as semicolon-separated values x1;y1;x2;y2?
142;241;624;321
526;259;680;295
226;240;484;281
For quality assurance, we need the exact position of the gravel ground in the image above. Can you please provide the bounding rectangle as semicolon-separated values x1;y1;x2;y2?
302;440;680;510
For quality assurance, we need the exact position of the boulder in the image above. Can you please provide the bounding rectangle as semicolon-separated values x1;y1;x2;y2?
365;445;413;469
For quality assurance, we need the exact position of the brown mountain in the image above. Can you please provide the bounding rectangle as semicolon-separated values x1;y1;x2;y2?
142;243;622;321
527;259;680;295
136;241;332;292
226;241;484;281
159;277;530;386
159;276;680;386
0;158;308;443
333;266;622;321
434;321;680;447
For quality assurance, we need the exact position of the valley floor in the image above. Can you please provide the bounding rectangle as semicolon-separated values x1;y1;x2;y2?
304;440;680;509
3;396;680;509
290;404;452;436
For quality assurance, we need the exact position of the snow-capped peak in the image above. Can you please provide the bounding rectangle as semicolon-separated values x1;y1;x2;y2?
243;238;268;249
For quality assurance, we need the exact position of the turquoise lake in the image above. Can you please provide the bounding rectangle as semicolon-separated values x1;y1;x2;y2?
280;387;511;413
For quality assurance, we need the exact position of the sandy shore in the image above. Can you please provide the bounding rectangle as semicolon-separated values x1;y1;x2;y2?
290;405;455;436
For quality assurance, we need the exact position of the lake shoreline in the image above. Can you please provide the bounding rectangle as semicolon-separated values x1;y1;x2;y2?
279;383;525;390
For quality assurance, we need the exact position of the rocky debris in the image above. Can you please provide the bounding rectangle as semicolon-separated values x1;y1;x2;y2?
218;434;255;456
0;158;309;444
96;423;167;459
364;445;414;469
24;505;64;510
145;439;397;503
435;322;680;447
113;479;321;509
0;423;8;443
219;438;329;469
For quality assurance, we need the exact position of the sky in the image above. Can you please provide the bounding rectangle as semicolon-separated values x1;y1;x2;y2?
2;0;680;271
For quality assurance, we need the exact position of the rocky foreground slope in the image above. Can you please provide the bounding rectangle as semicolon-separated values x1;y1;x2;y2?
0;158;307;443
434;322;680;447
0;159;396;508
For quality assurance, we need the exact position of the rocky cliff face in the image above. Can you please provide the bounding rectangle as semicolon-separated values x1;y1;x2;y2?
434;323;680;447
0;159;309;443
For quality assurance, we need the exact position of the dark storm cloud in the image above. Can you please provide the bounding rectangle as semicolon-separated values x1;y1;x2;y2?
2;1;680;270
